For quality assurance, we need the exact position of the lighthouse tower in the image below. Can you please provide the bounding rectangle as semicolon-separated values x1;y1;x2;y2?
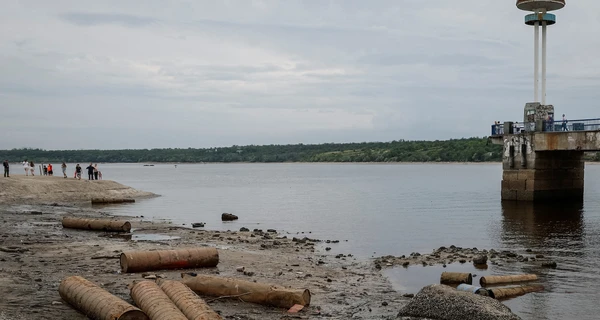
516;0;566;126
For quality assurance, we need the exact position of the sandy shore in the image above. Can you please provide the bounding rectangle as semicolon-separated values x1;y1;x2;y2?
0;178;406;319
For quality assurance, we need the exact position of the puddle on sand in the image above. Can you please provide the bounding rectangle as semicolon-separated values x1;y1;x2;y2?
131;234;180;241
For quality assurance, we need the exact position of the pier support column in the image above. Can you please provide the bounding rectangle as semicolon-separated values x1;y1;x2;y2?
501;134;584;201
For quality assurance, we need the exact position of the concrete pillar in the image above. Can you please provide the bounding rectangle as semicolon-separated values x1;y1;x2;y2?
501;134;584;201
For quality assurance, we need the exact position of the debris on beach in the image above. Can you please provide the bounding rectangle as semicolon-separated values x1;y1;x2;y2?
181;272;311;309
440;272;473;285
59;276;148;320
120;247;219;273
62;216;132;232
480;274;538;286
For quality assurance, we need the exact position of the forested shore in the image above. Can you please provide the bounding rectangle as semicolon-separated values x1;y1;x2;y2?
1;138;599;163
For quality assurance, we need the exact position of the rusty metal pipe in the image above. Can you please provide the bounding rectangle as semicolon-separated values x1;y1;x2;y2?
130;281;188;320
59;276;148;320
62;216;131;232
181;273;310;309
157;279;222;320
489;285;544;300
440;272;473;285
120;248;219;273
480;274;538;286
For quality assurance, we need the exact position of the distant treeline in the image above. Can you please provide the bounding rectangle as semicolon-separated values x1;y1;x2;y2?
1;138;599;163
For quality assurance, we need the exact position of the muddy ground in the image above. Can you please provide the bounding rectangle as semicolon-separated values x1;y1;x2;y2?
0;203;408;320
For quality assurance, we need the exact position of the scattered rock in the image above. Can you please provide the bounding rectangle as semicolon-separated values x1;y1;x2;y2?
191;222;205;228
402;293;414;298
397;284;521;320
239;227;250;232
381;301;388;306
325;247;331;251
542;261;557;269
243;271;255;276
535;254;545;258
267;229;276;233
221;213;238;221
473;255;488;265
236;266;245;272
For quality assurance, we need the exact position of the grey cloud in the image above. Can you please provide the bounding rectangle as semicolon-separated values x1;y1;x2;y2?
59;12;158;27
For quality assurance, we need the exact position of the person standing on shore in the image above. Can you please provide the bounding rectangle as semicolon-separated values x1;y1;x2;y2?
48;164;53;176
75;164;82;180
61;162;67;178
86;163;94;180
3;160;9;177
43;165;48;176
23;160;29;176
29;161;35;176
93;164;99;180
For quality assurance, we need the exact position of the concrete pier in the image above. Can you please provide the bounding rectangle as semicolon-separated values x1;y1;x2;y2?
493;131;600;201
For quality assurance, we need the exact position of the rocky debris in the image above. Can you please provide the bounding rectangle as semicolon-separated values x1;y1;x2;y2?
473;255;488;265
239;227;250;232
221;213;238;221
374;246;545;271
236;266;245;272
191;222;205;228
541;261;557;269
267;229;277;233
397;284;521;320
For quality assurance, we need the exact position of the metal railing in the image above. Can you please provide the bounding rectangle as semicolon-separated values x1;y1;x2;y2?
491;118;600;136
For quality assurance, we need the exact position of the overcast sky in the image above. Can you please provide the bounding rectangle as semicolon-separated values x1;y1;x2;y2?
1;0;598;149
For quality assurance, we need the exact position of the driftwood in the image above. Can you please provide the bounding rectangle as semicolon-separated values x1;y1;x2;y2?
120;247;219;273
479;274;538;286
221;213;238;221
59;276;148;320
157;279;222;320
92;198;135;204
130;281;187;320
440;272;473;285
181;273;311;309
62;216;131;232
489;285;544;299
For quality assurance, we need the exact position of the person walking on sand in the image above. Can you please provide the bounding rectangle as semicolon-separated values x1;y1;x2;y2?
48;164;53;176
3;160;9;177
29;161;35;176
86;163;94;180
22;160;29;176
93;164;99;180
61;162;67;178
75;164;82;180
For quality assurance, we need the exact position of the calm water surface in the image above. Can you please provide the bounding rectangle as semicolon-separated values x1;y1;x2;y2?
88;163;600;319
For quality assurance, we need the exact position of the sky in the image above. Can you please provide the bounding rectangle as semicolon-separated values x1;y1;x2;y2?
1;0;599;150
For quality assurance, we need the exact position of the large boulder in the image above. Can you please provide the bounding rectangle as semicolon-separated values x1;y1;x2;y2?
221;213;238;221
397;285;521;320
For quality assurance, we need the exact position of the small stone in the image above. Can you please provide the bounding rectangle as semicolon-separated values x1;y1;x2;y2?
473;255;488;265
381;301;388;306
459;259;467;264
51;301;62;305
536;254;545;258
267;229;277;233
403;293;414;298
144;275;157;280
326;278;332;283
402;262;410;267
325;247;331;251
240;227;250;232
236;266;245;272
542;261;557;269
243;271;255;276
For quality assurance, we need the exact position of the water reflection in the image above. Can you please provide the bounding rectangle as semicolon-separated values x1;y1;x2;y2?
500;201;584;250
499;201;589;320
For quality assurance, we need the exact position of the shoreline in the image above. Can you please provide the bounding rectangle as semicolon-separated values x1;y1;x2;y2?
0;180;406;319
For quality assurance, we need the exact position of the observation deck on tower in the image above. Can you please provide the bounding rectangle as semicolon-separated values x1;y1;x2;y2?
488;1;600;202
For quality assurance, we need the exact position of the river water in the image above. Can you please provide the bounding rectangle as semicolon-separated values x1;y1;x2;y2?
77;163;600;319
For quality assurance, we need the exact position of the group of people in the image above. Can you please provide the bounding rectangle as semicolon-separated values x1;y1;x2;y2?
73;163;102;180
0;160;103;181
